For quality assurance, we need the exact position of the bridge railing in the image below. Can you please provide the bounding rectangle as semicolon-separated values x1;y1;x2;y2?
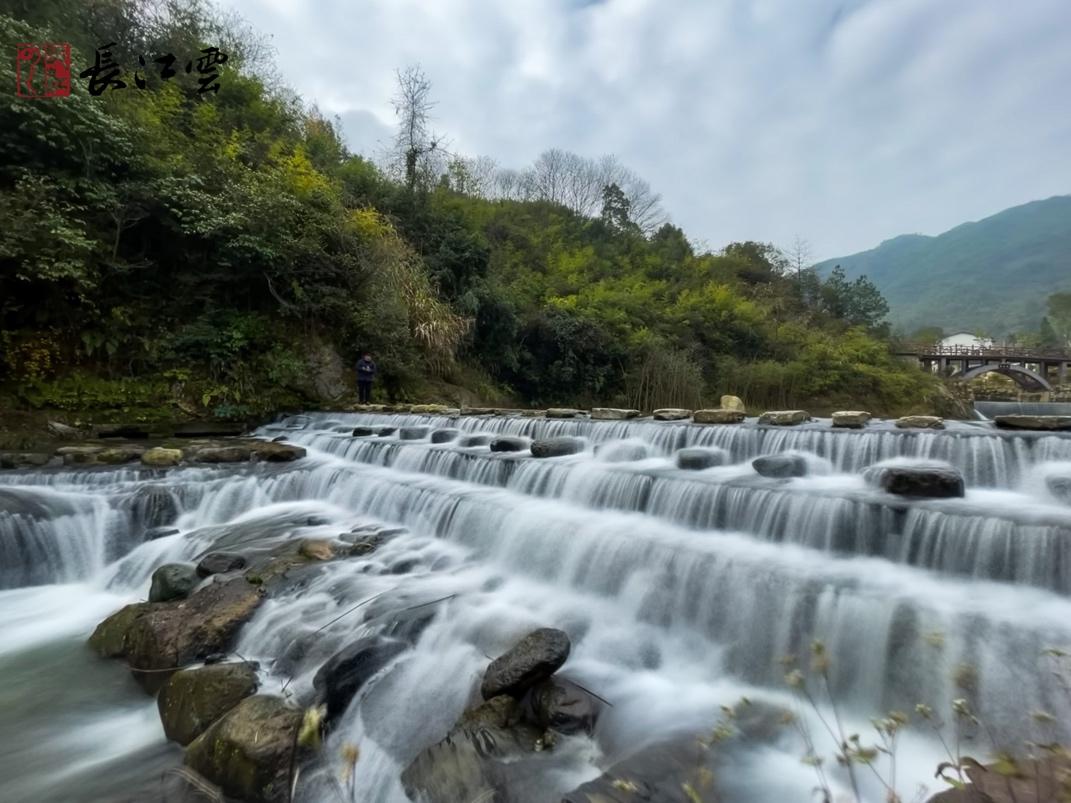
895;343;1071;361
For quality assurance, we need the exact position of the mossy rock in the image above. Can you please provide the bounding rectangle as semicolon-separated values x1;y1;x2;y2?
88;602;155;658
184;694;304;803
158;663;259;745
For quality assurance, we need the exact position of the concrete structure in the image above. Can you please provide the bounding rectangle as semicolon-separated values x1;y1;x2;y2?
896;342;1071;391
939;332;994;350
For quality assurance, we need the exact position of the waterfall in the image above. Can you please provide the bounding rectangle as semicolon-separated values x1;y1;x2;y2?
2;411;1071;802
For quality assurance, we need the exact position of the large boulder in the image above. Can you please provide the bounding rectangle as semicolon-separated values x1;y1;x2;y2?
758;410;810;426
693;409;745;424
57;445;103;465
48;420;83;439
653;408;692;421
895;415;945;430
832;410;871;428
190;445;252;463
399;426;429;441
546;408;584;418
530;437;585;458
458;434;492;448
401;695;543;803
130;485;179;528
528;677;601;735
250;442;306;462
870;465;965;498
591;408;641;420
92;576;264;692
143;447;183;467
157;662;259;745
430;428;460;444
0;452;51;468
184;695;304;803
489;436;530;453
720;395;746;413
312;637;408;724
481;627;571;700
676;447;728;470
196;552;247;578
994;414;1071;431
149;563;201;603
351;426;375;437
411;404;453;415
98;445;145;464
753;454;808;479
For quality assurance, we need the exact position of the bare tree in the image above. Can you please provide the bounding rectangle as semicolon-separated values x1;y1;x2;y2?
787;235;813;287
391;65;442;192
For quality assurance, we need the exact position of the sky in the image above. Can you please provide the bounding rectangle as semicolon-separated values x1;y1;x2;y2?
219;0;1071;259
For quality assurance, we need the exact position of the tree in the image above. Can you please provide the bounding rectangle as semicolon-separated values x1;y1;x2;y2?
787;235;812;288
600;182;633;231
391;65;441;192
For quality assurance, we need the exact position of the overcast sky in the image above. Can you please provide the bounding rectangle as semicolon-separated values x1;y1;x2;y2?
221;0;1071;259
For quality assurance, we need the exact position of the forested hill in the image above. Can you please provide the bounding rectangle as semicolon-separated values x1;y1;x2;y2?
0;1;938;423
816;195;1071;336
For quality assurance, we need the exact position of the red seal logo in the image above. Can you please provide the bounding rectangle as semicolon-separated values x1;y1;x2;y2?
16;43;72;98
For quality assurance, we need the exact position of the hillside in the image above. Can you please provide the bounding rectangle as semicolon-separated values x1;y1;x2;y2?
816;195;1071;336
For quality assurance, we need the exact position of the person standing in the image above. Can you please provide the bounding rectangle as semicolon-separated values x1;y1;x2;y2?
356;352;377;404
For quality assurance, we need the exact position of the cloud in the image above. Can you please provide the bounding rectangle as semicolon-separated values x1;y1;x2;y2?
220;0;1071;258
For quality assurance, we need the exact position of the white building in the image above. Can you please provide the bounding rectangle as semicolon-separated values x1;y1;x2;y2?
939;332;994;349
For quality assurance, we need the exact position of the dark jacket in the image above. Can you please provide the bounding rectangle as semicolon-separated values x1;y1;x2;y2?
356;357;376;382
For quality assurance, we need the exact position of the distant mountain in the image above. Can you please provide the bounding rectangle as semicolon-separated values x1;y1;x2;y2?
815;195;1071;336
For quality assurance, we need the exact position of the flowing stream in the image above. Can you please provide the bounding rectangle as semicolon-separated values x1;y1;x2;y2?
2;413;1071;802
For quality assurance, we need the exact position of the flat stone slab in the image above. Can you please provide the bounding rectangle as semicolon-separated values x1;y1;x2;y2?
546;408;585;418
896;415;945;430
652;408;692;421
994;415;1071;431
758;410;810;426
832;411;871;428
693;409;745;424
590;408;640;420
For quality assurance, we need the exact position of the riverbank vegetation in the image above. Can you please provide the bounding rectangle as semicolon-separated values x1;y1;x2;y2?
1;0;937;422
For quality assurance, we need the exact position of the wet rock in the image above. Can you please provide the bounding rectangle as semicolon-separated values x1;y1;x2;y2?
131;485;179;528
1047;475;1071;504
676;447;728;470
174;422;246;438
398;426;429;441
653;408;692;420
89;602;155;658
720;394;746;413
753;454;808;478
546;408;585;418
298;539;335;561
48;420;83;439
143;447;183;467
758;409;810;426
490;436;529;452
184;695;304;803
196;552;247;578
149;563;201;602
401;695;543;803
458;434;492;447
591;408;641;420
97;424;150;439
250;441;306;462
994;414;1071;431
157;662;259;745
0;452;51;468
692;408;745;424
832;410;871;428
57;445;103;465
146;526;180;540
98;445;145;464
313;637;408;723
895;415;945;429
431;428;460;443
528;677;601;735
376;426;397;437
102;576;263;692
530;437;585;458
872;465;965;498
352;426;375;437
461;407;497;416
190;445;252;463
481;627;571;700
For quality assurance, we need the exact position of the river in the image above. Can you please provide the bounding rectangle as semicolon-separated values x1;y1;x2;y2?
2;412;1071;802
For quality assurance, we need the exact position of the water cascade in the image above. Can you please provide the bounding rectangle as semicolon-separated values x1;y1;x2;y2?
2;412;1071;802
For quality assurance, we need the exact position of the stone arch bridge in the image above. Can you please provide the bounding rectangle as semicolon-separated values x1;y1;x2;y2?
894;344;1071;392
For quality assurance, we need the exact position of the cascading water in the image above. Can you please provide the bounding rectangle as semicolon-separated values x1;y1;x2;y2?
2;412;1071;802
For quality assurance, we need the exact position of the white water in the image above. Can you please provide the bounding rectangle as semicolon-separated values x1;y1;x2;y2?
2;412;1071;802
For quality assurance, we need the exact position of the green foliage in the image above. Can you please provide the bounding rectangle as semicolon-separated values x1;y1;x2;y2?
0;3;932;417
